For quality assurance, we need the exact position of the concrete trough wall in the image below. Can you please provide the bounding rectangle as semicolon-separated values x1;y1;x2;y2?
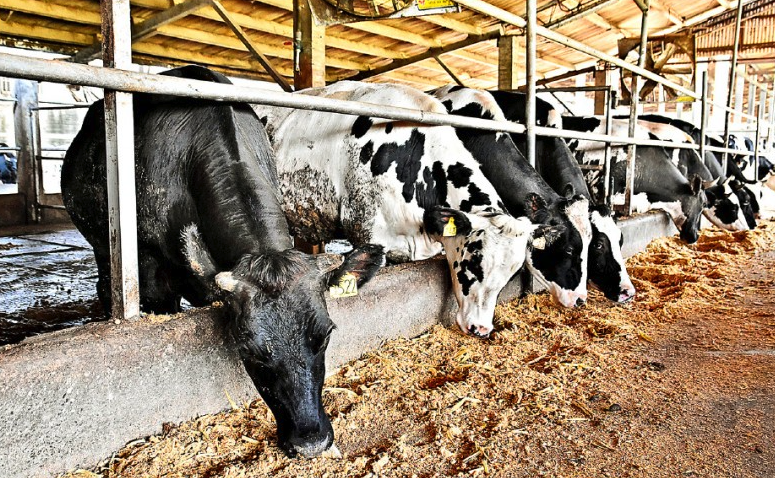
0;211;676;478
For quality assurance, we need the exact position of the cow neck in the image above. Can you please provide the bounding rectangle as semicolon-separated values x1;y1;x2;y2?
634;147;691;203
194;105;293;266
460;130;561;217
529;136;593;203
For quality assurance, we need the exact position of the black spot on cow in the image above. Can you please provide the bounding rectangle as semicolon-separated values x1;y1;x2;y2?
419;225;424;234
359;141;374;165
648;132;659;140
363;130;426;203
497;200;506;211
385;123;393;134
447;162;473;188
453;260;459;268
460;183;491;212
352;116;373;138
457;253;484;296
468;239;483;253
568;139;579;151
415;161;449;209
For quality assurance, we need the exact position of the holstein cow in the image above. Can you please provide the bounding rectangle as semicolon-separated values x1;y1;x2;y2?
256;81;560;338
62;66;385;458
626;118;749;231
636;114;757;229
483;90;635;303
432;85;595;308
561;115;706;244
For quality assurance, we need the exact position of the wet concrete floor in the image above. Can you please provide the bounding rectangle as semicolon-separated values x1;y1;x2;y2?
0;228;104;346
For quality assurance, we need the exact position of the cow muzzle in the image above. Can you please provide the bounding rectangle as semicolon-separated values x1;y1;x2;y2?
456;310;493;338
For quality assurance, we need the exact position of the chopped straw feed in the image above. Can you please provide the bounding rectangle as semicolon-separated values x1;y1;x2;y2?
61;221;775;478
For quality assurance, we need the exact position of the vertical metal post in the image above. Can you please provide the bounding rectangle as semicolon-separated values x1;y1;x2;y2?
33;109;43;209
603;88;616;207
768;81;775;156
746;79;756;122
722;0;744;173
525;0;537;168
102;0;140;321
624;0;648;216
13;80;39;224
699;71;708;168
754;86;765;182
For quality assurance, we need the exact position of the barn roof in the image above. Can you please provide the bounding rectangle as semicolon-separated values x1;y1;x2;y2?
0;0;772;91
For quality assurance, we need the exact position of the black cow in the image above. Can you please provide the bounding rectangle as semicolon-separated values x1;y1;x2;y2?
485;90;636;302
61;66;384;458
561;115;706;244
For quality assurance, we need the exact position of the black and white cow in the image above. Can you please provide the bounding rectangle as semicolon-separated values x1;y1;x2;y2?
561;115;706;244
257;81;560;338
636;114;757;229
432;85;595;307
62;66;385;458
484;90;636;303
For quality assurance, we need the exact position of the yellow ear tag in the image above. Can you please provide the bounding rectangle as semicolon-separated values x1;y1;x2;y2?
329;272;358;298
443;217;457;237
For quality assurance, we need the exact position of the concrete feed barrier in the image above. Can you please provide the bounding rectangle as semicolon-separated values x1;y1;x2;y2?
0;211;676;477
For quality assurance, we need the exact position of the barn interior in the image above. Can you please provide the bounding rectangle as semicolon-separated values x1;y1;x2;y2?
0;0;774;476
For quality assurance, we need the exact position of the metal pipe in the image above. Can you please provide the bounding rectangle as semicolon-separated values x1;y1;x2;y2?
754;86;765;182
603;88;615;207
32;105;93;111
700;71;708;168
526;0;536;168
32;108;43;220
535;86;612;93
625;1;649;216
722;0;745;175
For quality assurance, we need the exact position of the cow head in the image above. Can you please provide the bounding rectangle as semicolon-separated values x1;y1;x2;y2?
182;225;384;457
586;205;636;303
523;193;593;308
678;175;706;243
703;179;749;231
423;206;555;338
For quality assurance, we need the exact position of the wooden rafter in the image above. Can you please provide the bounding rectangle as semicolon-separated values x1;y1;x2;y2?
71;0;213;62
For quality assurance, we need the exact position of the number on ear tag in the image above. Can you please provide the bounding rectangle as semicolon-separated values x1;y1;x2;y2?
329;272;358;298
443;217;457;237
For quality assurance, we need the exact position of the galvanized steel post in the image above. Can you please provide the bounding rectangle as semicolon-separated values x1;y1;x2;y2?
624;0;649;216
754;86;765;182
603;88;616;207
699;71;709;167
12;80;39;224
525;0;537;168
722;0;744;173
102;0;140;321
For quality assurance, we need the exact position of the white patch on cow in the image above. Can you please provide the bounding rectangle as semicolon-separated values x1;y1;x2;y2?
545;108;562;128
590;211;635;302
612;192;651;213
527;198;592;308
651;200;686;228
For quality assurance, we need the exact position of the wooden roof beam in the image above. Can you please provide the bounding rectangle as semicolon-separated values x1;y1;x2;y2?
210;0;292;91
648;0;684;26
71;0;213;62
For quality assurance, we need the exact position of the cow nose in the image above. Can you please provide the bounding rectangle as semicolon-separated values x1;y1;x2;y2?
468;324;492;338
619;289;635;303
575;297;586;307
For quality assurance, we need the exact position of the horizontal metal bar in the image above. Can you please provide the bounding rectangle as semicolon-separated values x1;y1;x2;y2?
0;97;17;103
536;86;611;93
36;204;68;210
33;104;93;111
0;147;21;152
0;53;530;137
39;156;66;161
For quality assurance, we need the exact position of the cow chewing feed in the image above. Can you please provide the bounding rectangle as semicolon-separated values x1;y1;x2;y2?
483;90;636;303
432;85;593;308
562;115;706;244
62;66;385;459
256;81;558;337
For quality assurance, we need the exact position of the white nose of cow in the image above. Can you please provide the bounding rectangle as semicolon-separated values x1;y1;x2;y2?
553;288;587;308
456;310;493;338
618;283;636;303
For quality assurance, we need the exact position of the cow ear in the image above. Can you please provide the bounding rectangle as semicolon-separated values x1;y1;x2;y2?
531;224;566;250
562;183;575;199
704;187;718;206
689;174;703;195
702;178;719;189
423;206;473;237
326;244;385;288
525;193;549;222
728;179;744;192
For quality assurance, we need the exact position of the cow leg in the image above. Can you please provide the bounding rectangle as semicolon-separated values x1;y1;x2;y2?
138;250;181;314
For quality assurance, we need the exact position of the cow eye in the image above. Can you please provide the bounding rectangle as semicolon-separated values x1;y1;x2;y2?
594;241;604;250
564;246;574;255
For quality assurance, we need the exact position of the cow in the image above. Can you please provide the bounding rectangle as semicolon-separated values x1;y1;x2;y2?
560;115;706;244
61;66;385;458
256;81;561;338
635;114;757;229
432;85;596;308
484;90;636;303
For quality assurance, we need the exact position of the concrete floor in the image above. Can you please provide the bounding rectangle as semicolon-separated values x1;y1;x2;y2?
0;228;102;345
